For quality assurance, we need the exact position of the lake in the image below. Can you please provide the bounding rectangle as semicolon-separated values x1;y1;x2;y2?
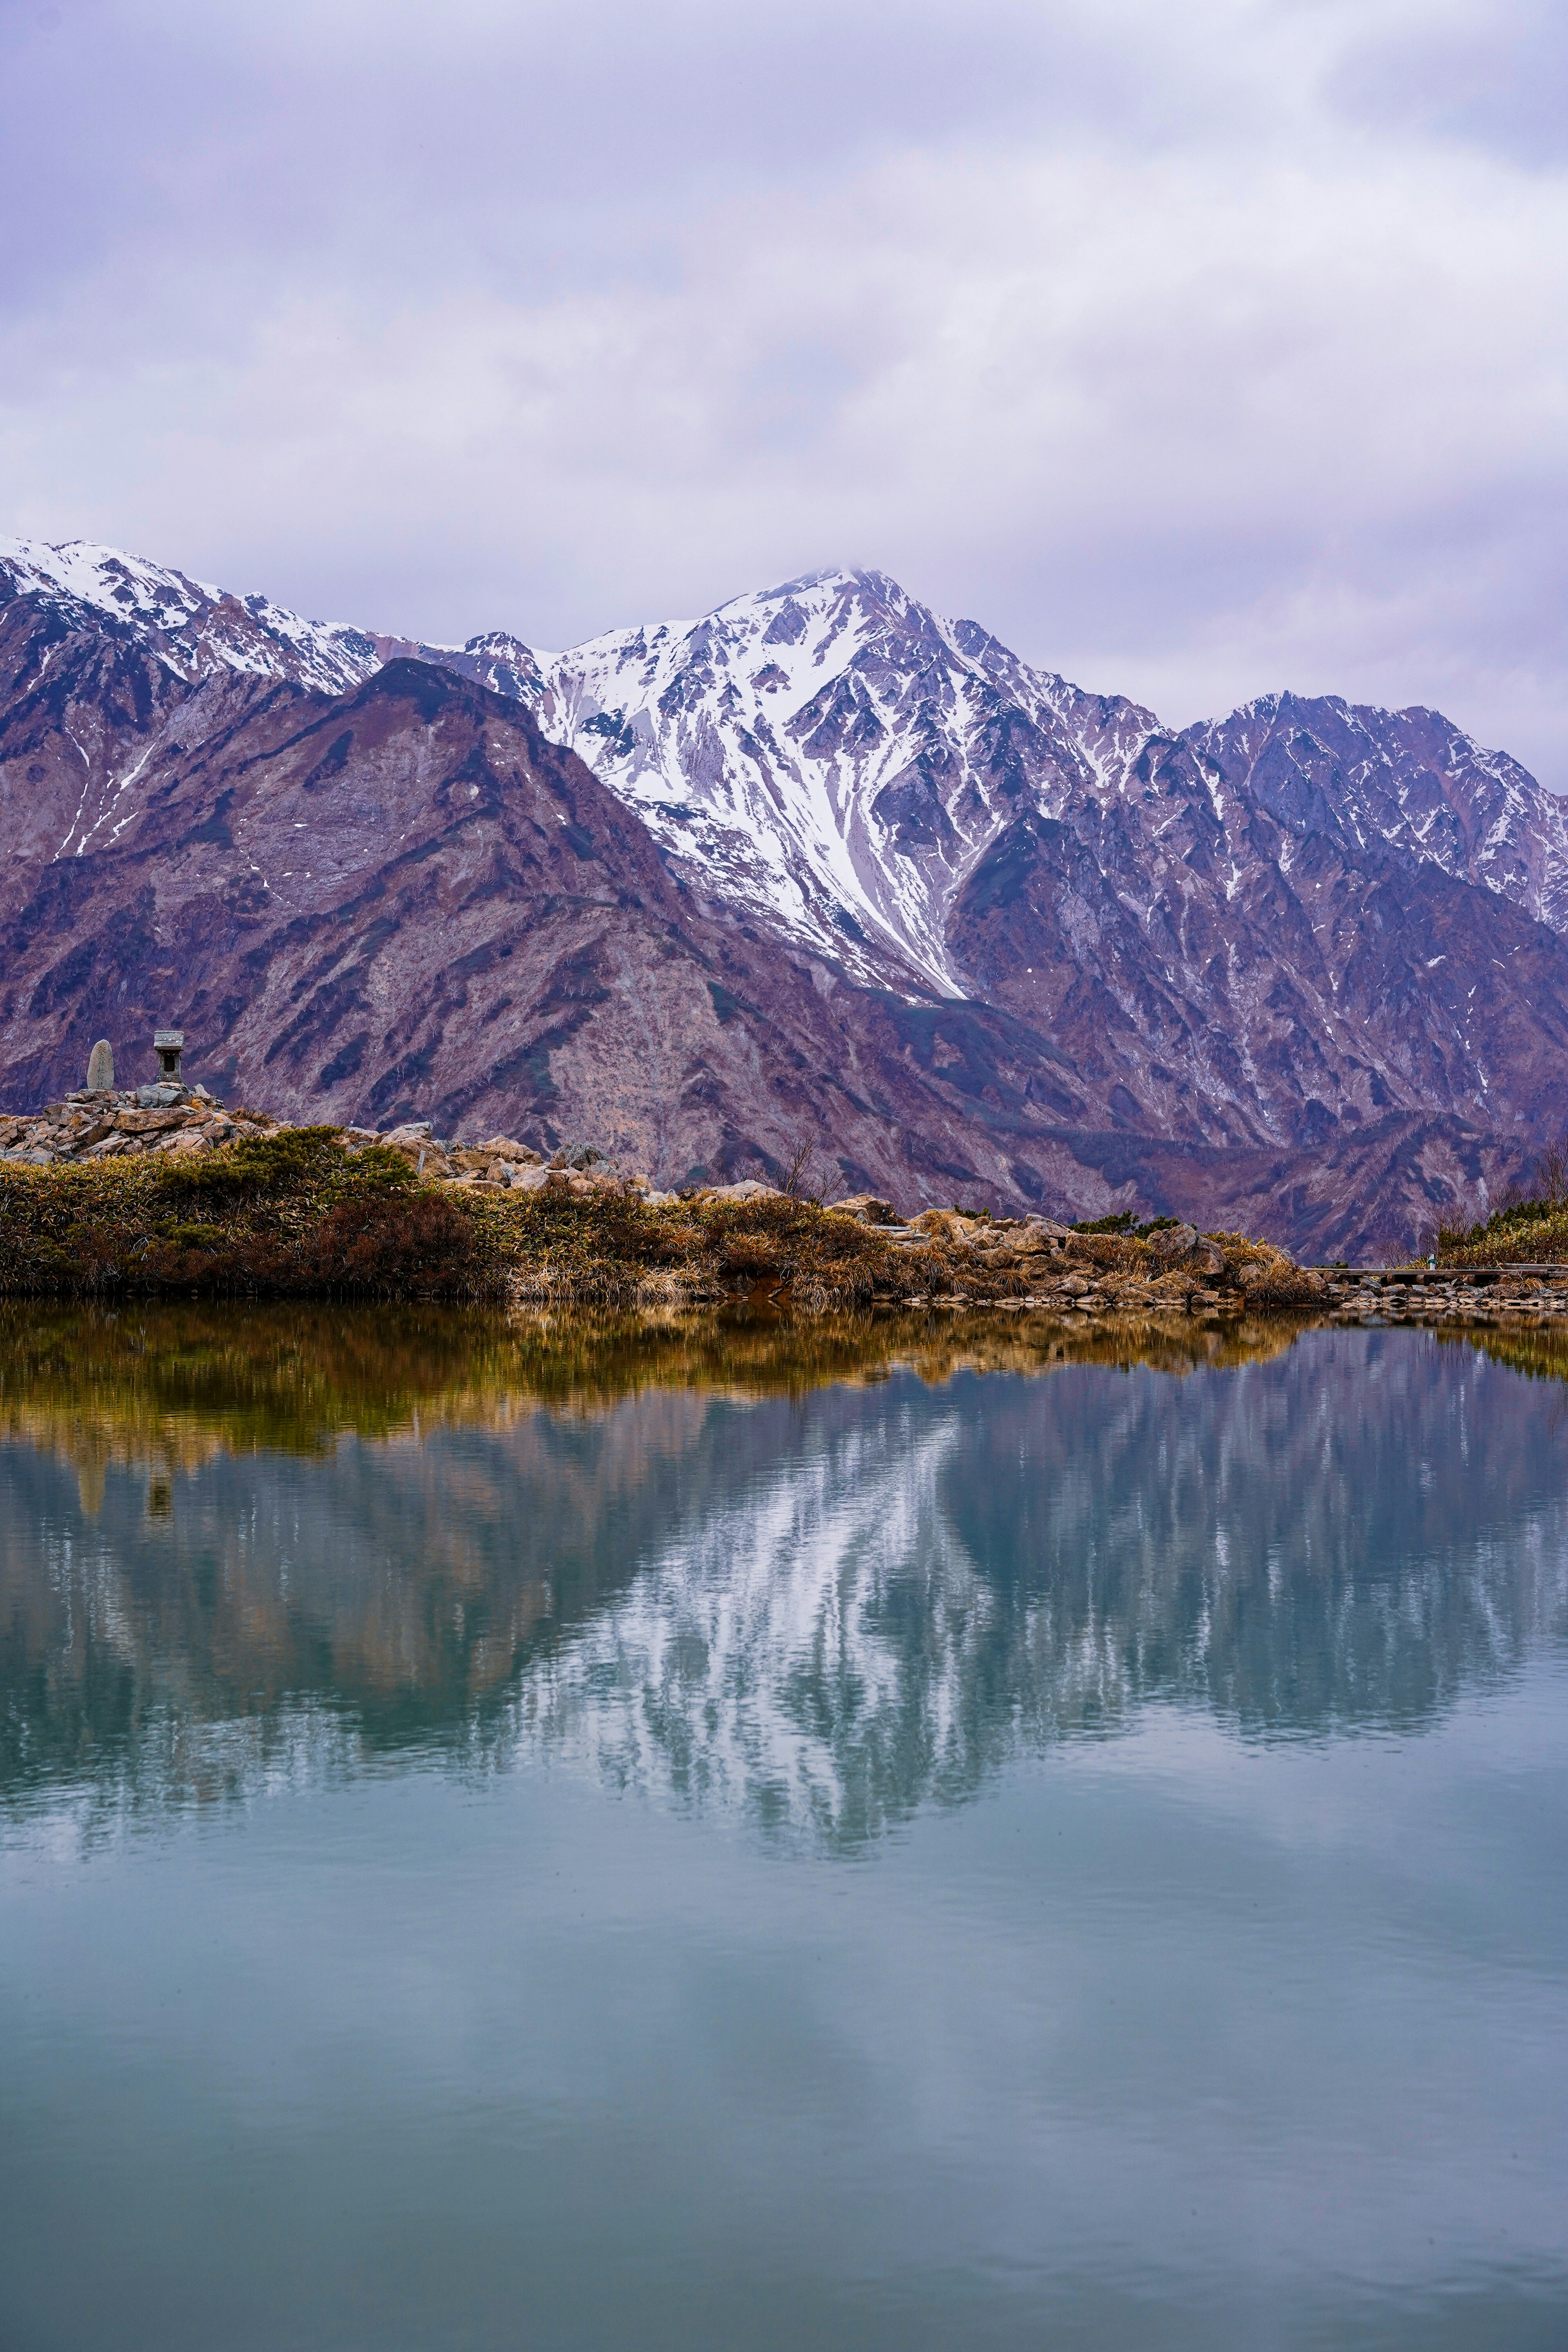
2;1304;1566;2350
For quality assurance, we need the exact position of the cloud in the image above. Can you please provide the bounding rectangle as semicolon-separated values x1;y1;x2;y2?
1330;0;1568;171
2;0;1565;778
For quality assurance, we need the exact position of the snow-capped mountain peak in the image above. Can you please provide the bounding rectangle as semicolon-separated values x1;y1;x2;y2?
522;566;1163;992
6;532;1566;999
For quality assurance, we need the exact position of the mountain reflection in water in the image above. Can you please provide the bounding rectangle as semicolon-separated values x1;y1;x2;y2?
3;1303;1566;1842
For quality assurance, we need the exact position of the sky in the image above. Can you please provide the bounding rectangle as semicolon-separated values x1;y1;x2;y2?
2;0;1565;779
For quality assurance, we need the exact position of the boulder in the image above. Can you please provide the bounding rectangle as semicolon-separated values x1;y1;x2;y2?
477;1136;543;1165
115;1108;188;1135
1147;1222;1199;1262
908;1208;974;1241
538;1167;619;1198
833;1194;897;1225
1011;1227;1057;1256
382;1130;451;1176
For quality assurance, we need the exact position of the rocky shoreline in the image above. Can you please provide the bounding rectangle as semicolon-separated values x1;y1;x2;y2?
0;1082;1325;1310
1316;1268;1568;1325
4;1082;1565;1323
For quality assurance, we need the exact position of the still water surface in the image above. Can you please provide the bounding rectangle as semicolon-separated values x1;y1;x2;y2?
2;1305;1566;2349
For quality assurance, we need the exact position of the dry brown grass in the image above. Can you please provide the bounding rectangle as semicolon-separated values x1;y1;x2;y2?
0;1127;1321;1309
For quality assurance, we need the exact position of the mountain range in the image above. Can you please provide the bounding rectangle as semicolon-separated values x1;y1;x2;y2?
2;534;1561;1257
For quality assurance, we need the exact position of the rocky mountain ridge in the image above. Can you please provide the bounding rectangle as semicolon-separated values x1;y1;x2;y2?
0;535;381;696
0;533;1560;1255
10;539;1564;969
528;571;1568;979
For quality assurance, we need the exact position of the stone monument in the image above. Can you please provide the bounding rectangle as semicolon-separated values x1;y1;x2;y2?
85;1039;115;1091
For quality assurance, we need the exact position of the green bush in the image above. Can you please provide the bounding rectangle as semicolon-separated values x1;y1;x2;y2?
154;1221;225;1251
158;1127;410;1199
1437;1187;1568;1267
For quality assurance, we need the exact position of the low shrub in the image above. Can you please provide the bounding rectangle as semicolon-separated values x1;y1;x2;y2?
303;1190;486;1297
0;1132;497;1301
1437;1190;1568;1268
158;1124;352;1197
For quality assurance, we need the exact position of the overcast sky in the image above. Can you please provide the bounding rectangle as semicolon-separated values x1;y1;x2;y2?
2;0;1565;777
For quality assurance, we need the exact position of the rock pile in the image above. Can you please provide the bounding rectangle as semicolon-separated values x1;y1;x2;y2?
1321;1270;1568;1323
821;1199;1321;1313
0;1089;690;1200
371;1124;680;1204
0;1083;250;1165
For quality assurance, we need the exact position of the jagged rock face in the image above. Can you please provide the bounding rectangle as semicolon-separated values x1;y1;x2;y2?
944;769;1568;1152
1187;693;1568;935
1;536;1564;1256
526;569;1157;996
520;569;1568;1154
0;586;299;869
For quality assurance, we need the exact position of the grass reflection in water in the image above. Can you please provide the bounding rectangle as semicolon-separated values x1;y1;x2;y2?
0;1296;1319;1471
